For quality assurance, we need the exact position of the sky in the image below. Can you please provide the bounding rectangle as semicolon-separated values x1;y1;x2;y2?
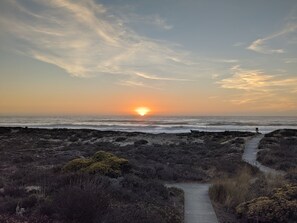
0;0;297;116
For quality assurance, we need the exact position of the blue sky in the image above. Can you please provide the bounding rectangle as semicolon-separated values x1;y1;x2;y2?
0;0;297;115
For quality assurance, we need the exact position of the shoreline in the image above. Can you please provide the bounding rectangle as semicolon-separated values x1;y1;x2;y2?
1;125;297;134
1;116;297;134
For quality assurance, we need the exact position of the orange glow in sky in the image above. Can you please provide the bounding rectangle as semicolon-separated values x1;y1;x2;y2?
135;107;150;116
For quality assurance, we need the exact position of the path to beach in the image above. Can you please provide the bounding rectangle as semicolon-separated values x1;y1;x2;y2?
168;183;218;223
242;134;284;175
168;134;284;223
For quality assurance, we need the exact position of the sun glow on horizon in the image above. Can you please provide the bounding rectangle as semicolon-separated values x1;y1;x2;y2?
135;107;150;116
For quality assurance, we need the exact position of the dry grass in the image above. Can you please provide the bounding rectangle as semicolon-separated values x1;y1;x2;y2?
209;167;287;208
209;167;253;209
209;167;294;222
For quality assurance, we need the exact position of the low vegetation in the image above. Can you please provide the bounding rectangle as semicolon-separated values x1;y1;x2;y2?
209;167;254;210
236;184;297;222
63;151;130;176
209;166;297;222
258;129;297;172
0;127;256;222
0;149;183;223
0;127;253;183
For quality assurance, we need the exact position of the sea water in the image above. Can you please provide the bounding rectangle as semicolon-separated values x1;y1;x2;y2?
0;116;296;134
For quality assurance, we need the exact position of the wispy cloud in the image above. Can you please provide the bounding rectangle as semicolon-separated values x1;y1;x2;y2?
247;38;285;54
247;20;297;54
149;15;173;30
0;0;198;86
116;12;173;30
135;72;190;81
219;66;273;91
212;59;238;63
228;92;297;111
218;65;297;109
211;74;220;80
219;65;297;92
118;80;161;90
284;58;297;63
118;80;145;87
233;42;245;47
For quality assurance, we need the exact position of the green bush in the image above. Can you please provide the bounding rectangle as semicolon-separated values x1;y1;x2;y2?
63;158;93;172
85;162;113;175
105;156;129;170
92;151;115;162
63;151;130;177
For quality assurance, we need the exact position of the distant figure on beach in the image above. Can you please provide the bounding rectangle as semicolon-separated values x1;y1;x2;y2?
256;127;259;134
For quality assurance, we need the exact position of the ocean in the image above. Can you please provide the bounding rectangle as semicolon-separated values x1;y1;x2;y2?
0;116;297;134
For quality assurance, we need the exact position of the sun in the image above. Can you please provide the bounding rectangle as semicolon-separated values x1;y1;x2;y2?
135;107;150;116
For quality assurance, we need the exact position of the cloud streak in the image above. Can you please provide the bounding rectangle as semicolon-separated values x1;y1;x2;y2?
115;11;173;30
247;22;297;54
219;65;297;92
135;72;190;81
247;38;285;54
218;65;297;109
0;0;197;86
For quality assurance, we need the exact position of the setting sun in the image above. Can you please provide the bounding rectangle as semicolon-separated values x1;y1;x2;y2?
135;107;150;116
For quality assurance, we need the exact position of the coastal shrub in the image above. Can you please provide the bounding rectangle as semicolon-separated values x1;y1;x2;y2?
53;184;109;223
9;166;50;186
13;155;34;163
20;194;38;209
236;184;297;222
3;186;26;198
104;204;165;223
93;151;115;161
104;203;181;223
247;174;285;200
63;151;130;177
0;215;52;223
134;139;148;146
37;198;55;216
120;174;170;200
63;158;93;172
258;130;297;171
0;197;18;214
286;168;297;183
104;155;130;170
281;129;297;137
85;162;113;175
159;205;182;223
115;137;126;142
